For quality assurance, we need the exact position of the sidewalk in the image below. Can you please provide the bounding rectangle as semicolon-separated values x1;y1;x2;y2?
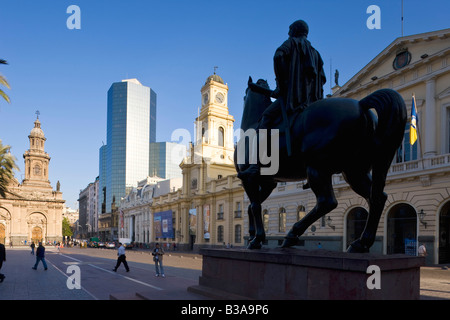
0;247;94;300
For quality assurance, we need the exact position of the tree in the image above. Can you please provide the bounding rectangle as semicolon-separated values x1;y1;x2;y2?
62;216;74;238
0;140;18;198
0;59;10;104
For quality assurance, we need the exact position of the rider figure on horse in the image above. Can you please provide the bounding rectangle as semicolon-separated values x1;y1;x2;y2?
237;20;326;180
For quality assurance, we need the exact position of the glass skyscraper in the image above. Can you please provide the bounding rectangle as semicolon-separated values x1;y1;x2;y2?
102;79;157;213
149;142;183;180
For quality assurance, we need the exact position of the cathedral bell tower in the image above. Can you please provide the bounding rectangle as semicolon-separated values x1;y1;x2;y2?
22;113;52;189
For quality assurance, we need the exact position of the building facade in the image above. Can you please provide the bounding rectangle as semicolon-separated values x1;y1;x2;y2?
77;178;98;239
251;29;450;265
102;78;157;213
0;116;65;245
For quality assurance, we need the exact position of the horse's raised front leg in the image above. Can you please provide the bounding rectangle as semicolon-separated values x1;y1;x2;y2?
282;167;337;248
245;180;276;250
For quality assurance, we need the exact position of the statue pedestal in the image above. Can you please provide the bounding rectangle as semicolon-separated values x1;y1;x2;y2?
188;248;424;300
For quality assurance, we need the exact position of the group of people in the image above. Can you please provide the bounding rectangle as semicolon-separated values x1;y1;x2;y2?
113;242;165;277
0;241;47;282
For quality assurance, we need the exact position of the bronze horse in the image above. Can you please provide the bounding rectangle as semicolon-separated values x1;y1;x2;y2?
234;77;407;252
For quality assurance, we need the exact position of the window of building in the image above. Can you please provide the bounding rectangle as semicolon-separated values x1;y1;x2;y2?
263;209;269;233
234;225;242;243
279;208;286;233
447;106;450;153
217;225;224;243
297;205;306;221
396;123;418;163
235;202;242;218
217;204;224;220
217;127;224;147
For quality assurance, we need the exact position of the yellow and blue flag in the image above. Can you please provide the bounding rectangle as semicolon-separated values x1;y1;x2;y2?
410;95;418;145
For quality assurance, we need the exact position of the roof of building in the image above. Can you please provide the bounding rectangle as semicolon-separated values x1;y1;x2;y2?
205;73;224;85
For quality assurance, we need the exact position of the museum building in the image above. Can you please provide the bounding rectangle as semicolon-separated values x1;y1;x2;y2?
118;29;449;263
255;28;450;265
0;116;65;245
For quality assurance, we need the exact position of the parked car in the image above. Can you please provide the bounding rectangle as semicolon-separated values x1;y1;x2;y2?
106;242;116;249
124;242;134;250
98;242;105;248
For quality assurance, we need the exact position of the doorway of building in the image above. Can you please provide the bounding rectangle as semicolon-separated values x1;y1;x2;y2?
346;207;369;249
387;204;417;255
439;201;450;264
31;227;43;244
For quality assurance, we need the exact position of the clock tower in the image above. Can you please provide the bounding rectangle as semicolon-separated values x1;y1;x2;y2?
22;115;52;189
181;72;236;196
197;72;234;151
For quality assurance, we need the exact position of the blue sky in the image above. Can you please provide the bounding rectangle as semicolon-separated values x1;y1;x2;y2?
0;0;448;209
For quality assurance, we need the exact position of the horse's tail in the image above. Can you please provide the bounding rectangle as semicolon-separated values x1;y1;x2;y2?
359;89;407;176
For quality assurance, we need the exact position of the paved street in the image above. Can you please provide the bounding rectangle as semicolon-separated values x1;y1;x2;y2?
0;246;450;300
0;246;205;300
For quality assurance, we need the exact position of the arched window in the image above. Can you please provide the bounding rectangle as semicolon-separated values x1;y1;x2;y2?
297;205;306;221
263;209;269;233
218;127;224;147
279;208;286;233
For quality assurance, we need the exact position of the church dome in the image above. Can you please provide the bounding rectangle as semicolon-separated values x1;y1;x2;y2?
205;74;224;85
30;119;45;138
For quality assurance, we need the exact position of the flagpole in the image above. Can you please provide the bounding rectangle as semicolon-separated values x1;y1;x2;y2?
401;0;404;37
412;93;425;169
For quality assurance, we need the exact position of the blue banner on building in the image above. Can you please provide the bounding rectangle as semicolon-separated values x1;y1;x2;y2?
154;210;174;239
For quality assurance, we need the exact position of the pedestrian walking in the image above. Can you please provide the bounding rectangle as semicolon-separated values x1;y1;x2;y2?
113;243;129;272
32;242;48;270
418;243;427;257
152;243;165;277
30;242;35;255
0;242;6;283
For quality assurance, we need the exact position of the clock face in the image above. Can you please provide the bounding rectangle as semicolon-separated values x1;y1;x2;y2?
202;93;209;106
215;92;225;104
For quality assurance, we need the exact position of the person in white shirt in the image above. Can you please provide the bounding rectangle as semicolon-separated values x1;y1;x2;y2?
113;243;130;272
418;243;427;257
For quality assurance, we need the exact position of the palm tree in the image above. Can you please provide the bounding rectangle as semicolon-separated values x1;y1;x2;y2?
0;59;10;103
0;140;18;198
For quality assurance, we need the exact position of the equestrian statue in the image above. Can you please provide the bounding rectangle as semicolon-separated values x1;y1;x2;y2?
234;20;407;253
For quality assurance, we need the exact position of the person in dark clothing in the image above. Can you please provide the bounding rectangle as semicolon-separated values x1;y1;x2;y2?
32;242;48;270
0;243;6;282
30;242;35;255
113;243;129;272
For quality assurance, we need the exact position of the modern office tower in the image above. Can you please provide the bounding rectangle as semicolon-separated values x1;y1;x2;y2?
103;79;157;213
149;142;183;180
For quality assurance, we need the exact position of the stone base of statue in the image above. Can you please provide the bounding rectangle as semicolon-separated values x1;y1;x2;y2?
187;248;424;300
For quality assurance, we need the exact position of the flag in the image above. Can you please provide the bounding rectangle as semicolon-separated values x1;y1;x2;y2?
410;95;418;145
